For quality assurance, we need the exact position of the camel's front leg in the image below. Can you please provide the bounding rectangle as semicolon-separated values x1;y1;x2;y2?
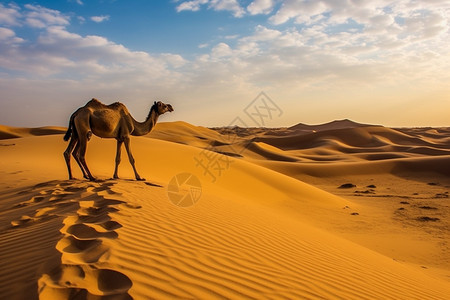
78;135;96;181
73;141;89;179
123;137;145;181
113;139;123;179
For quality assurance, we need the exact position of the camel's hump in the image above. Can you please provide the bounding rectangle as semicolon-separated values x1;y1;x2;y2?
85;98;105;107
84;99;128;112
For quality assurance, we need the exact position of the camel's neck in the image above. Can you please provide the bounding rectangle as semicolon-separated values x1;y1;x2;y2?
131;106;159;136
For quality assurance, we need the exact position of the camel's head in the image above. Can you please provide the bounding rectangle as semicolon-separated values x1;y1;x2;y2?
154;101;174;114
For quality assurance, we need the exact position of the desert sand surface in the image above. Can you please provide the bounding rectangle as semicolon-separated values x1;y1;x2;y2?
1;121;450;299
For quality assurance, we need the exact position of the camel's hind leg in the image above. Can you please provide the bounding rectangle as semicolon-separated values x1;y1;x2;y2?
63;136;78;180
73;141;89;179
123;136;144;181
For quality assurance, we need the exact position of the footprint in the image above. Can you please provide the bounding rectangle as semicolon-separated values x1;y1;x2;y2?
33;181;59;188
76;214;112;224
61;186;85;193
35;207;56;217
95;198;125;207
11;215;33;227
57;236;103;253
14;195;46;208
91;220;122;232
122;203;142;209
57;236;110;264
40;254;132;295
66;223;118;240
49;194;70;202
77;206;119;217
97;189;122;196
32;196;45;203
84;268;132;296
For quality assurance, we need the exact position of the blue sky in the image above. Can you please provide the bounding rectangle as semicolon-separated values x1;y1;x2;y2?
1;0;449;127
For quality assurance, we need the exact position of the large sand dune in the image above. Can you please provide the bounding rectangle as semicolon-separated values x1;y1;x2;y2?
1;120;450;299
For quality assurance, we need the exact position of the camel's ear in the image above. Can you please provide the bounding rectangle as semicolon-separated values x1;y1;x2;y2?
154;101;157;106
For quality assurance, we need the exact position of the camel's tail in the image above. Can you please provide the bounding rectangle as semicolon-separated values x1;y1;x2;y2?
63;125;72;141
63;127;72;141
63;113;76;141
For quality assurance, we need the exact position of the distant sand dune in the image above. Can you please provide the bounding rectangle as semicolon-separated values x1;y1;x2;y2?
288;119;375;132
254;126;447;151
0;125;66;140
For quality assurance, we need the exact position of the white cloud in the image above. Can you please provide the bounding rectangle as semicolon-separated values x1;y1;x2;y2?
91;15;110;23
0;27;23;43
160;53;187;68
211;42;233;58
0;22;174;81
210;0;245;17
176;0;209;12
269;0;329;25
176;0;244;17
0;3;21;26
24;4;70;28
242;25;282;42
247;0;274;15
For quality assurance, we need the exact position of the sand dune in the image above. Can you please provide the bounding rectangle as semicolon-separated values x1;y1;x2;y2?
289;118;375;132
204;122;450;177
254;126;448;151
0;125;66;140
148;121;223;148
1;120;450;299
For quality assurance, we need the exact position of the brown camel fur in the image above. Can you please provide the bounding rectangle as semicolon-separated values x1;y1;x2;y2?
63;98;173;181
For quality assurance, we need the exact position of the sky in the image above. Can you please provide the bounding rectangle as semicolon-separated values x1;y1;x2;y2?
0;0;449;128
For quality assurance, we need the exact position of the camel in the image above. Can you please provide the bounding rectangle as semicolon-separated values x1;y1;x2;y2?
63;98;173;181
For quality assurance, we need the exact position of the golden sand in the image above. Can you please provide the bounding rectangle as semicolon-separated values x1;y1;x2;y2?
0;121;449;299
